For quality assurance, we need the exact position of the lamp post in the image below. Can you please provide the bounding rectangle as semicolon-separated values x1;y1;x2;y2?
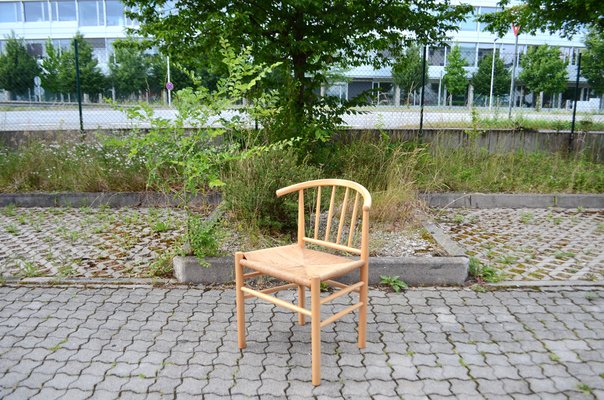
489;38;498;110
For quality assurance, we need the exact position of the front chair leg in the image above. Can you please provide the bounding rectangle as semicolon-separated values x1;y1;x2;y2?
358;262;368;349
311;276;321;385
235;252;246;349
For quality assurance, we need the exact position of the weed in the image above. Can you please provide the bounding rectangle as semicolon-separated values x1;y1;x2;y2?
19;261;43;278
16;214;27;225
577;383;592;394
1;204;17;217
585;292;597;301
554;251;575;259
469;257;502;283
470;284;488;293
152;220;174;233
549;352;560;362
597;223;604;233
519;212;534;224
149;253;174;278
57;265;77;278
497;255;517;265
380;275;408;292
320;282;330;292
452;214;465;224
406;350;415;357
48;338;68;352
5;224;18;235
458;357;468;368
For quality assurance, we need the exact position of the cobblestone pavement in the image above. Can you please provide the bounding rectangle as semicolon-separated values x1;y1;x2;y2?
0;285;602;399
436;208;604;282
0;207;185;278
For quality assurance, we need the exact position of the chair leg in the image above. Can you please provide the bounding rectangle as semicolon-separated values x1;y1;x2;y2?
235;252;246;349
298;285;306;325
311;276;321;385
358;262;368;349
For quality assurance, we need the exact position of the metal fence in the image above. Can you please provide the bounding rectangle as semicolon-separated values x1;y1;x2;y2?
1;42;603;133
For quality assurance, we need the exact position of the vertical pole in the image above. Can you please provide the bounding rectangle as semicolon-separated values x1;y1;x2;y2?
74;39;84;132
311;276;321;386
570;52;582;153
166;56;171;106
419;45;427;139
489;39;497;110
235;252;246;349
508;33;519;119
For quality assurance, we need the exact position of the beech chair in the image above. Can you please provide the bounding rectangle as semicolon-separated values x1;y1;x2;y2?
234;179;371;385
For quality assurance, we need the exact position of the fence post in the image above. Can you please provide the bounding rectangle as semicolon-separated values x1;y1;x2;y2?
570;52;582;153
74;38;84;132
419;45;427;140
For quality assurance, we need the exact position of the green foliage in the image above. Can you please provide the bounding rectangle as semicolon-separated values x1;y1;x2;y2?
443;45;468;100
380;275;408;292
468;257;502;283
0;34;40;98
186;214;220;260
519;45;568;110
0;141;147;193
222;147;321;233
119;39;281;201
392;45;426;106
583;28;604;95
124;0;472;142
472;51;511;97
109;38;151;99
478;0;604;39
41;39;63;98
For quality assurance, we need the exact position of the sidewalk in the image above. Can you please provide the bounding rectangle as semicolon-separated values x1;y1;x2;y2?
0;285;602;399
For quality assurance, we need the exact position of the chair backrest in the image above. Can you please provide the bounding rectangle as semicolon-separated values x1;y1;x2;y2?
276;179;372;260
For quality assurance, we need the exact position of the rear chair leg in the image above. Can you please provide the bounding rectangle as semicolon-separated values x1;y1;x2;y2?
298;285;306;325
235;252;246;349
311;276;321;385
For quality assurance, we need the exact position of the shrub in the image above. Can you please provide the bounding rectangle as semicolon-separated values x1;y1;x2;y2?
222;147;321;233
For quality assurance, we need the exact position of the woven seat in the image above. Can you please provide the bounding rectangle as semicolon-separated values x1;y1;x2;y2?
241;244;365;287
235;179;371;385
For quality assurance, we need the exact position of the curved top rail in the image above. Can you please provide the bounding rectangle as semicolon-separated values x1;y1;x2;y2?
276;179;372;210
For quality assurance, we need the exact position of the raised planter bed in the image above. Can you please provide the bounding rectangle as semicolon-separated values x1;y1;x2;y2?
173;222;469;286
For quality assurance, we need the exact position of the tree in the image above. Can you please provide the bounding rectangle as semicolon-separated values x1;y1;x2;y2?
109;38;151;99
519;45;568;110
147;55;219;96
123;0;472;142
478;0;604;39
57;34;107;100
583;29;604;95
0;34;40;99
41;39;63;99
472;51;511;98
443;45;468;106
392;45;426;106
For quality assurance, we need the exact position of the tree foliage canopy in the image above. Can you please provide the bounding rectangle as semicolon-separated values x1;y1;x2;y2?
519;45;568;96
443;45;468;97
472;51;511;97
0;35;40;98
478;0;604;38
392;45;426;105
583;29;604;95
124;0;472;141
109;38;151;98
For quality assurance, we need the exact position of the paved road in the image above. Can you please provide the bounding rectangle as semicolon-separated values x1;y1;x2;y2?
1;107;602;131
0;285;602;399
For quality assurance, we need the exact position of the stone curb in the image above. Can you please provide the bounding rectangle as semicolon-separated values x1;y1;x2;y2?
1;191;603;208
173;255;469;287
421;192;604;209
0;192;221;208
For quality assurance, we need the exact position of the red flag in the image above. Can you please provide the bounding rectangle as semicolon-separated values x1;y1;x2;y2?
512;24;521;36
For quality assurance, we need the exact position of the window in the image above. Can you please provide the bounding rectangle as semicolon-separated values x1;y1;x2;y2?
26;41;44;58
51;0;76;21
24;1;50;22
78;0;103;25
86;37;107;62
459;44;477;67
105;0;124;25
0;2;23;22
459;8;477;32
429;47;446;66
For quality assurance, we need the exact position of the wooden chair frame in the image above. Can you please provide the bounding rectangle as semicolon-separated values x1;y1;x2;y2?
235;179;371;385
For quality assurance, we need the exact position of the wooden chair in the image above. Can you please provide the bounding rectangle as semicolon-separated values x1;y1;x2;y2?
234;179;371;385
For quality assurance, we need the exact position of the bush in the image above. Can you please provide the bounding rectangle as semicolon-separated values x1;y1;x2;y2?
222;148;321;233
